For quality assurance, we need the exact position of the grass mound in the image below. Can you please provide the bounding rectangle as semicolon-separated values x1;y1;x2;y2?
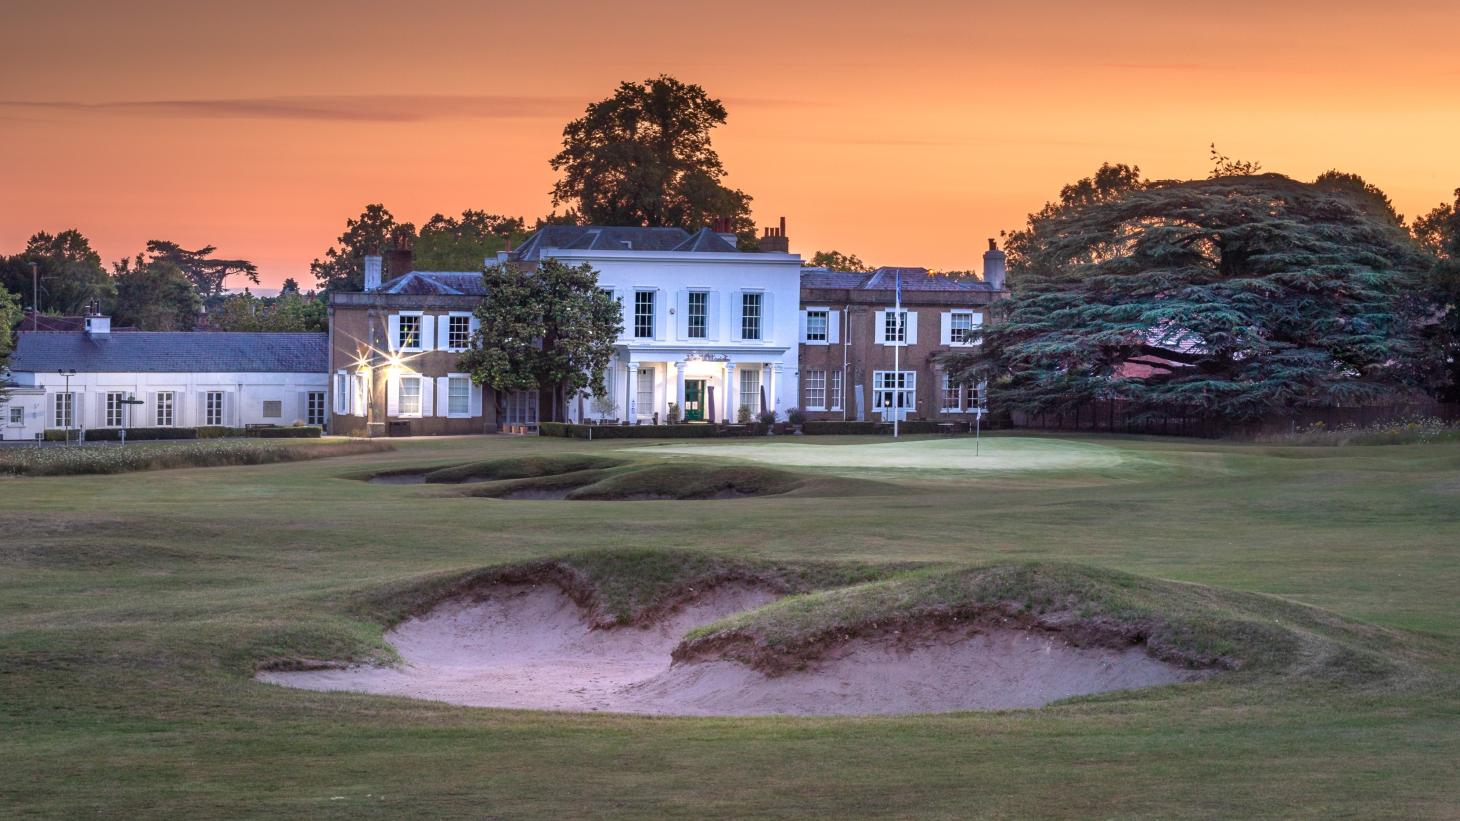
422;454;624;484
460;467;620;499
0;439;392;477
677;563;1419;686
566;463;802;500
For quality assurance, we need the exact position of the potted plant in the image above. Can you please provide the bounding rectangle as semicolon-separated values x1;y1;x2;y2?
786;407;806;434
757;408;777;435
736;405;752;425
666;402;680;424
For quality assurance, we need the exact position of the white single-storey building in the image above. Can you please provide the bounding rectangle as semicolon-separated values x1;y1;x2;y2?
3;314;329;440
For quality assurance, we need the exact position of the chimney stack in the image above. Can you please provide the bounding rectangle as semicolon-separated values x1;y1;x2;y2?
982;238;1007;291
757;217;790;253
384;234;414;281
84;309;110;338
363;254;383;291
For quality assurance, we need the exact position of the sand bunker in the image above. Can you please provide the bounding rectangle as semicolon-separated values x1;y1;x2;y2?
260;583;1202;715
644;437;1124;473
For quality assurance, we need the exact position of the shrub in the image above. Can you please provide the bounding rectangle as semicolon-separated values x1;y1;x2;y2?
539;423;752;439
803;421;888;435
0;439;391;477
786;407;806;425
736;405;752;424
197;426;246;439
1257;417;1460;446
757;409;777;426
72;427;199;442
247;426;322;439
666;402;680;424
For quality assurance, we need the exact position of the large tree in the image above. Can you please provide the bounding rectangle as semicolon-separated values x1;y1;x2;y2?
459;259;621;424
1414;188;1460;399
111;256;202;331
140;240;258;298
208;290;326;332
550;76;754;244
0;230;115;315
310;204;416;292
946;167;1437;421
0;283;19;393
414;210;529;270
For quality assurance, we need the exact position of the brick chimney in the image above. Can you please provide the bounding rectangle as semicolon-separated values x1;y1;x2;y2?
757;217;789;253
384;234;414;280
983;238;1007;290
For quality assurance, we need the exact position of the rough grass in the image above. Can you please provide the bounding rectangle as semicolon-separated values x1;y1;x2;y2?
1257;417;1460;446
566;463;803;500
0;438;391;476
421;453;624;484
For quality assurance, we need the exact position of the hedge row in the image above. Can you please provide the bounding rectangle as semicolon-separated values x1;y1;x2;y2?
539;422;766;439
802;420;972;435
43;426;323;442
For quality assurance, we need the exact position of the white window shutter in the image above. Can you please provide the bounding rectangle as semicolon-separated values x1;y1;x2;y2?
386;374;399;417
730;290;743;342
332;374;342;413
654;289;667;341
906;311;919;345
437;315;451;350
828;310;841;344
762;291;774;342
436;377;449;417
940;312;952;346
469;381;483;417
175;392;188;426
419;315;435;351
224;392;237;426
386;314;401;352
676;289;689;339
798;310;808;342
874;310;886;344
706;291;721;341
420;377;434;417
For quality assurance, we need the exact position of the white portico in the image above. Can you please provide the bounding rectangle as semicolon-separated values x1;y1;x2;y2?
504;224;802;424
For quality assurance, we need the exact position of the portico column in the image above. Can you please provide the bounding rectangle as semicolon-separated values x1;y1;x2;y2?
625;360;639;421
771;362;783;417
673;361;686;420
724;362;737;423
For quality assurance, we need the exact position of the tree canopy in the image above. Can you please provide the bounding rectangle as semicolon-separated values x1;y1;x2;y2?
0;230;115;315
140;240;258;297
459;259;621;423
208;290;326;332
310;204;416;292
807;250;873;272
946;168;1438;420
414;211;529;270
550;75;754;244
110;255;202;331
1414;188;1460;399
0;283;19;377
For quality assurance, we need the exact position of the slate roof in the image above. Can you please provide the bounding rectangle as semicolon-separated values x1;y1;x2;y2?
376;271;487;296
10;331;328;374
801;266;996;292
511;226;721;260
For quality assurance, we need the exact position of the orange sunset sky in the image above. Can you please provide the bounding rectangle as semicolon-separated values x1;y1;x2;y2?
3;0;1459;288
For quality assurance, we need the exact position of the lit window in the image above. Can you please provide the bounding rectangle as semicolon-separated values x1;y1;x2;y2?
829;370;843;410
872;371;915;413
105;392;125;427
156;392;175;426
687;291;708;338
634;291;655;338
741;292;762;340
448;315;472;350
352;374;369;415
397;314;421;349
803;369;826;409
448;377;470;416
399;376;422;416
306;392;326;426
739;368;761;413
204;392;225;426
805;310;828;342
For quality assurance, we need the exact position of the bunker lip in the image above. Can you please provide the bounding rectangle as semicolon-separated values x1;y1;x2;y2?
258;575;1213;716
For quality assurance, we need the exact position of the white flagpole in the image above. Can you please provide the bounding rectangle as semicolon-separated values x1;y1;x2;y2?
893;268;901;439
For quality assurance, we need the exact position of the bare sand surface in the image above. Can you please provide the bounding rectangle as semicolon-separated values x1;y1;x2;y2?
259;583;1202;715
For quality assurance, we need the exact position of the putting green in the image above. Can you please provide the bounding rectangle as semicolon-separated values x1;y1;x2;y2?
642;436;1124;472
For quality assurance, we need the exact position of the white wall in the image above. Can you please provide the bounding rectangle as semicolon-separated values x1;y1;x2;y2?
549;248;803;421
14;371;329;432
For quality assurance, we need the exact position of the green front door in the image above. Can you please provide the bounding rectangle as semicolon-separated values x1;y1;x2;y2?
684;379;705;422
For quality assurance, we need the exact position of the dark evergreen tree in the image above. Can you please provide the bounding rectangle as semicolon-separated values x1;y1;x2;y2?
140;240;258;297
310;204;416;292
946;169;1437;420
111;256;202;331
1413;188;1460;400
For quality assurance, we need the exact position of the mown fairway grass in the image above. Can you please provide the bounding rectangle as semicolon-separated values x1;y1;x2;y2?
2;433;1458;818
